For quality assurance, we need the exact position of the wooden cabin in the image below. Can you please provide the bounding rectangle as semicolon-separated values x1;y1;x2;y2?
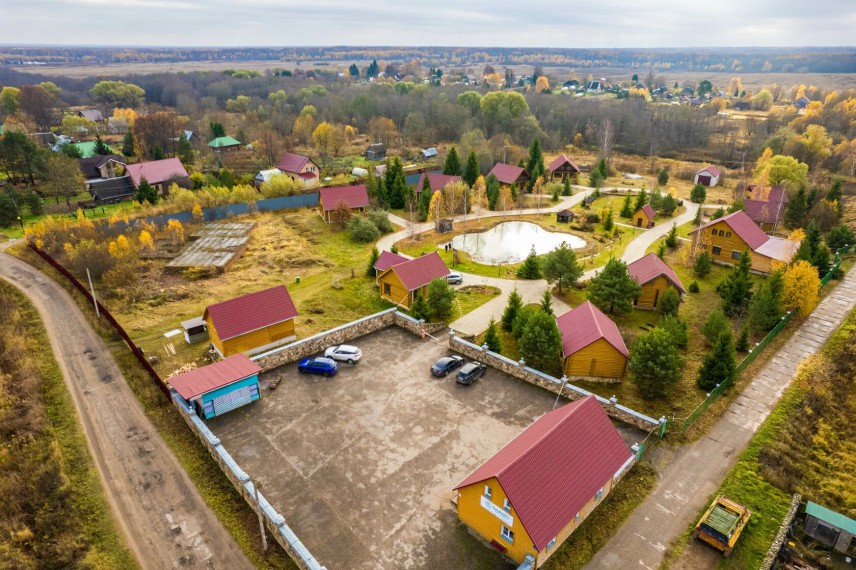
318;185;369;223
633;204;656;228
204;285;298;357
454;396;634;567
377;252;450;308
547;154;581;181
488;163;529;192
627;253;686;309
414;173;461;198
556;301;629;381
372;250;408;283
169;354;262;420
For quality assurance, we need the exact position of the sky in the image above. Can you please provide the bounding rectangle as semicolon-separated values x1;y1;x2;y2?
3;0;855;47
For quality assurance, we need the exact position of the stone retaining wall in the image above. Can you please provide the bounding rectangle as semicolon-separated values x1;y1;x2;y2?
760;493;801;570
393;311;448;336
449;333;660;432
171;392;326;570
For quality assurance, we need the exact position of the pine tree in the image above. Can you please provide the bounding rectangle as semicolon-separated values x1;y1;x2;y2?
526;139;546;192
134;177;158;205
562;177;572;196
483;318;502;353
418;177;432;221
486;174;500;210
588;169;604;188
540;289;554;316
501;289;523;331
690;183;706;204
551;184;559;202
665;223;678;248
620;195;634;218
516;251;542;279
785;187;807;228
697;329;736;390
410;291;432;321
463;151;480;187
597;158;608;179
587;258;642;314
630;327;684;398
659;288;680;316
657;168;669;186
542;242;582;293
748;270;784;334
93;133;111;156
177;132;193;165
694;251;712;277
443;146;462;176
602;208;614;231
152;144;165;160
367;247;379;277
660;314;688;347
736;325;750;352
518;310;563;372
427;278;456;319
122;130;136;157
717;250;754;317
209;121;226;139
633;188;648;212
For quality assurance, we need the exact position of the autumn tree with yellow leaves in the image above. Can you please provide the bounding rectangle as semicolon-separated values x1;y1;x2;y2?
782;260;820;315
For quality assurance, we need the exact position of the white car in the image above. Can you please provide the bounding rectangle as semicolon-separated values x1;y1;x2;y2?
324;344;362;364
446;272;463;285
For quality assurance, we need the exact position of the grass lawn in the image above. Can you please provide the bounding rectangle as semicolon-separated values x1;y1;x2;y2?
451;285;501;320
2;199;136;239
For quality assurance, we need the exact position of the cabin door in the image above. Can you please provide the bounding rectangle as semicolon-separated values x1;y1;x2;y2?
636;217;642;227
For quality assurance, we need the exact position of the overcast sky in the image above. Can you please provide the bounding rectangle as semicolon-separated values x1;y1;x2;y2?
3;0;855;47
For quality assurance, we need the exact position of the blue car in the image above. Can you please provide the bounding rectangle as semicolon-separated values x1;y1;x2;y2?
298;357;338;377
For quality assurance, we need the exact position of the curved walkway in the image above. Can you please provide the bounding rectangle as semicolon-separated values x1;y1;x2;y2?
0;243;252;570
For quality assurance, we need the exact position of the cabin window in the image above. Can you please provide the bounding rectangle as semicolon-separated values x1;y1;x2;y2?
383;283;391;295
575;512;580;521
712;246;722;255
726;232;732;238
484;485;492;499
596;487;604;500
547;538;557;550
503;498;511;512
731;250;741;260
500;526;514;544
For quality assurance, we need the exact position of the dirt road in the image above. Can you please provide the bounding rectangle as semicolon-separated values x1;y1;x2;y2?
0;245;252;570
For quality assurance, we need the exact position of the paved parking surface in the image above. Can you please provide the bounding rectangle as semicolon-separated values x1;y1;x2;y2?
209;327;643;570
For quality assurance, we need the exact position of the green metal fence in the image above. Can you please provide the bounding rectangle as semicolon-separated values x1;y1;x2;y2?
635;418;668;461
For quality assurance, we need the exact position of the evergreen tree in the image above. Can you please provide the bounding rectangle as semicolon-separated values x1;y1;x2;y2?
512;305;538;340
122;130;136;157
657;241;667;259
562;177;572;196
367;59;379;78
177;132;193;165
602;208;614;231
633;188;648;212
427;278;456;319
209;121;226;139
25;190;43;216
736;325;750;352
587;258;642;314
693;205;703;226
501;288;523;331
443;146;462;176
657;168;669;186
588;169;604;189
825;179;842;207
93;133;111;156
463;151;480;187
795;222;831;276
418;178;432;221
134;177;158;205
410;291;432;322
630;327;684;398
348;63;360;78
826;225;855;252
694;251;712;277
659;314;688;347
516;251;542;279
152;144;165;160
690;183;707;203
620;195;634;218
486;174;500;210
717;250;754;317
518;310;563;372
702;309;730;345
659;288;680;316
0;192;18;227
597;158;608;179
483;318;502;353
384;158;408;209
367;247;379;277
551;185;559;202
659;194;678;216
697;329;736;390
526;139;546;192
748;270;784;334
665;223;678;248
540;289;554;316
785;187;807;228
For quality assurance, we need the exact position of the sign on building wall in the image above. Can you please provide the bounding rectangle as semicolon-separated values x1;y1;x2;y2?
481;495;514;526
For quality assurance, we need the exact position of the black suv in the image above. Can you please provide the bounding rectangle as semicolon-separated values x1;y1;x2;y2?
456;362;487;386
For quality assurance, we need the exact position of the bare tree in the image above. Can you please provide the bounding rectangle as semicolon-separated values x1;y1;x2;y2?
599;118;615;168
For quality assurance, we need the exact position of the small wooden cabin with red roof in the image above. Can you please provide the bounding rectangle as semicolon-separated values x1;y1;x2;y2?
633;204;656;228
376;252;450;308
488;163;528;191
203;285;298;357
547;154;581;181
415;173;461;198
169;354;262;419
372;250;408;282
318;185;370;223
627;253;686;309
556;301;629;381
453;396;634;566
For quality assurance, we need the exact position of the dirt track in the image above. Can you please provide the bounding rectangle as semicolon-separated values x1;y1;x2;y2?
0;244;252;570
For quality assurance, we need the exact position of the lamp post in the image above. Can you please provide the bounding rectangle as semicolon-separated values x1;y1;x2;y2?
5;187;24;231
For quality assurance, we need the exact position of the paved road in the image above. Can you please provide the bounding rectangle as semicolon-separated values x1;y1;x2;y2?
0;243;252;570
585;266;856;570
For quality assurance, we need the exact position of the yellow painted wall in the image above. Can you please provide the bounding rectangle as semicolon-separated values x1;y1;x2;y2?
205;313;224;355
633;209;653;228
695;221;774;273
206;316;295;357
378;269;413;307
635;275;677;309
563;338;627;379
457;477;538;564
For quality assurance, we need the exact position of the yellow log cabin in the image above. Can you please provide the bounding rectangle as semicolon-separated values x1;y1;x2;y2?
376;251;450;308
633;204;656;228
203;285;298;357
627;253;686;309
556;301;629;381
318;184;369;223
454;396;635;567
689;210;798;274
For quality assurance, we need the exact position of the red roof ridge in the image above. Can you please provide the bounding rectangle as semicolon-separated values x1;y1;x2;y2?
627;253;685;293
689;210;769;250
204;285;298;341
389;251;450;290
319;185;369;211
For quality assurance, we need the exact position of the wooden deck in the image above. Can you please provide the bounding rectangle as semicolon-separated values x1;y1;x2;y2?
166;222;256;270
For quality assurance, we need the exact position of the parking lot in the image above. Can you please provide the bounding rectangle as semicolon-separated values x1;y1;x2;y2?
208;327;644;570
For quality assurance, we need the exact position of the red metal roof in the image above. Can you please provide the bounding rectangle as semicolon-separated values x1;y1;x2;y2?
636;204;656;220
627;253;685;293
556;301;629;358
277;152;311;174
389;252;450;291
415;173;461;194
319;185;370;211
169;354;261;401
204;285;298;341
689;210;769;250
453;396;633;551
488;163;525;185
124;158;189;187
745;199;785;225
298;171;317;179
547;154;581;174
697;165;721;177
374;250;408;272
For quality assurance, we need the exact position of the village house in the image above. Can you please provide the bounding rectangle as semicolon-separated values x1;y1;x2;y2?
364;143;386;161
372;250;408;283
70;140;117;158
488;163;528;192
689;210;798;273
453;396;634;567
77;109;104;122
124;157;190;195
556;301;629;381
421;147;438;159
743;185;789;231
88;177;136;204
208;136;242;151
204;285;298;357
168;354;262;420
376;251;450;308
547;154;581;181
78;154;123;182
627;253;686;309
277;152;320;188
254;168;282;187
633;204;656;228
318;185;369;223
694;165;721;187
415;172;461;198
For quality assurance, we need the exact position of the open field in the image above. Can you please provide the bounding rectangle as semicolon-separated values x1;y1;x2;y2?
208;326;645;570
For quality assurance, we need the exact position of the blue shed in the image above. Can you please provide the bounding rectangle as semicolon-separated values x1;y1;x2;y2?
169;354;262;419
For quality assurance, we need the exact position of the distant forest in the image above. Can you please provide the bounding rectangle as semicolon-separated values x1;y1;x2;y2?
2;46;856;73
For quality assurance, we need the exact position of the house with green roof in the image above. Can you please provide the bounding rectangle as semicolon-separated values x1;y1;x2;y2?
804;501;856;553
72;141;117;159
208;136;242;151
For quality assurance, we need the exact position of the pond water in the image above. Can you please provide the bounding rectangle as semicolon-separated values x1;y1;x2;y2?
450;221;586;265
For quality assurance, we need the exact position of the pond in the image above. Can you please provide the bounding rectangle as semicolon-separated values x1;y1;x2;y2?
450;221;586;265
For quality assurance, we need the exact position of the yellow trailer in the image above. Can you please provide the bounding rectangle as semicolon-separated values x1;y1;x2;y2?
694;495;752;556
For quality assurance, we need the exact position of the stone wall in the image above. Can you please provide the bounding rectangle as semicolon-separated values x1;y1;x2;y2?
448;333;660;432
760;493;801;570
393;311;448;337
171;392;326;570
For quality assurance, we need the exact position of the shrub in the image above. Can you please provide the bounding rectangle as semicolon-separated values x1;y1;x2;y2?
660;314;688;348
659;288;680;316
347;216;381;242
690;183;706;203
694;251;712;277
367;209;393;234
689;281;700;293
426;278;456;319
702;309;730;345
